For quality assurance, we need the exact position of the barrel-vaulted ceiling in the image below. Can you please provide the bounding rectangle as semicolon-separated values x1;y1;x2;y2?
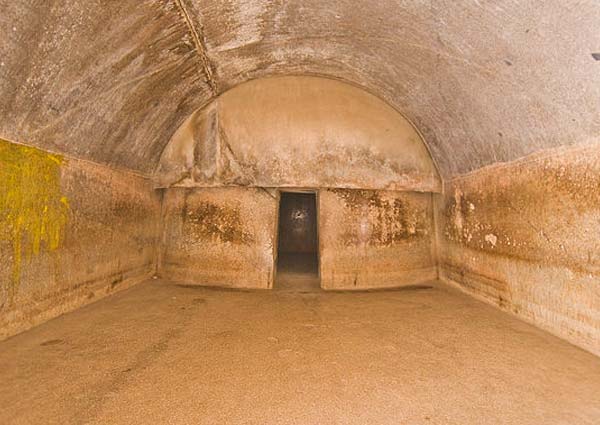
1;1;599;178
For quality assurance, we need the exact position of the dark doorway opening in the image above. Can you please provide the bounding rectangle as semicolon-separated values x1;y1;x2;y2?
275;191;319;289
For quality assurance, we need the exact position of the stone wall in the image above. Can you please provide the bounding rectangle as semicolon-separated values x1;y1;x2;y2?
436;145;600;356
159;187;278;289
0;139;161;339
319;189;437;290
159;187;436;291
155;77;441;193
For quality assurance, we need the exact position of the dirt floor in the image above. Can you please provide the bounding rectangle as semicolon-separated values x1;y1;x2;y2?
1;277;599;424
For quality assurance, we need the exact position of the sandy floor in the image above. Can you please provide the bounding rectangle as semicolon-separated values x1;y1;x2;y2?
1;278;599;424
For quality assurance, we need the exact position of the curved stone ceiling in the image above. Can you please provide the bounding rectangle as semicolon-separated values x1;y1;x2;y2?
1;1;599;178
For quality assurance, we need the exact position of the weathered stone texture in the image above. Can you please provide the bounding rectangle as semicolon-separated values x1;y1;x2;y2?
159;187;278;288
320;189;436;290
437;145;600;356
156;77;441;192
0;0;212;174
0;143;161;340
188;0;600;176
5;2;598;178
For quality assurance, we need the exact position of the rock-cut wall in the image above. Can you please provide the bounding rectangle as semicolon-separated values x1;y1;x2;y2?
158;187;437;291
159;187;278;289
0;138;161;340
436;144;600;356
320;189;436;290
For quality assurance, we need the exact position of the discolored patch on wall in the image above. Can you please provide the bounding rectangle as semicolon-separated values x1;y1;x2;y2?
0;139;69;303
160;187;277;289
320;189;436;290
437;144;600;356
330;189;428;247
183;200;253;245
0;139;161;340
441;145;600;274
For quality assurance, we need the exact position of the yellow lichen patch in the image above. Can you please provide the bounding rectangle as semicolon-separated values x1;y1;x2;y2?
0;138;69;302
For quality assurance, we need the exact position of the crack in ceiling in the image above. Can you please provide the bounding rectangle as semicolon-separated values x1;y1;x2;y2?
1;0;599;179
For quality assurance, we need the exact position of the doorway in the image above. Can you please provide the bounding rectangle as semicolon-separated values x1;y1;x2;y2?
275;191;320;289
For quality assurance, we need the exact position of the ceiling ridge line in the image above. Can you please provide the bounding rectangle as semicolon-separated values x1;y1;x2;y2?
174;0;219;95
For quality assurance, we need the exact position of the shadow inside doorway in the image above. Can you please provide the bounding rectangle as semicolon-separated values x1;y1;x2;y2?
275;192;320;291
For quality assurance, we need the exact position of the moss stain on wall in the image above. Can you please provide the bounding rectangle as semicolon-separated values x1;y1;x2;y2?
0;139;69;302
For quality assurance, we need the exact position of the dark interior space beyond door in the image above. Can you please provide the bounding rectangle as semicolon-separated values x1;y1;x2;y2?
276;192;319;279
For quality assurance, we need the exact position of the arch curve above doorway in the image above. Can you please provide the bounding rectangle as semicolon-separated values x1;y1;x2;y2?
155;76;441;193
